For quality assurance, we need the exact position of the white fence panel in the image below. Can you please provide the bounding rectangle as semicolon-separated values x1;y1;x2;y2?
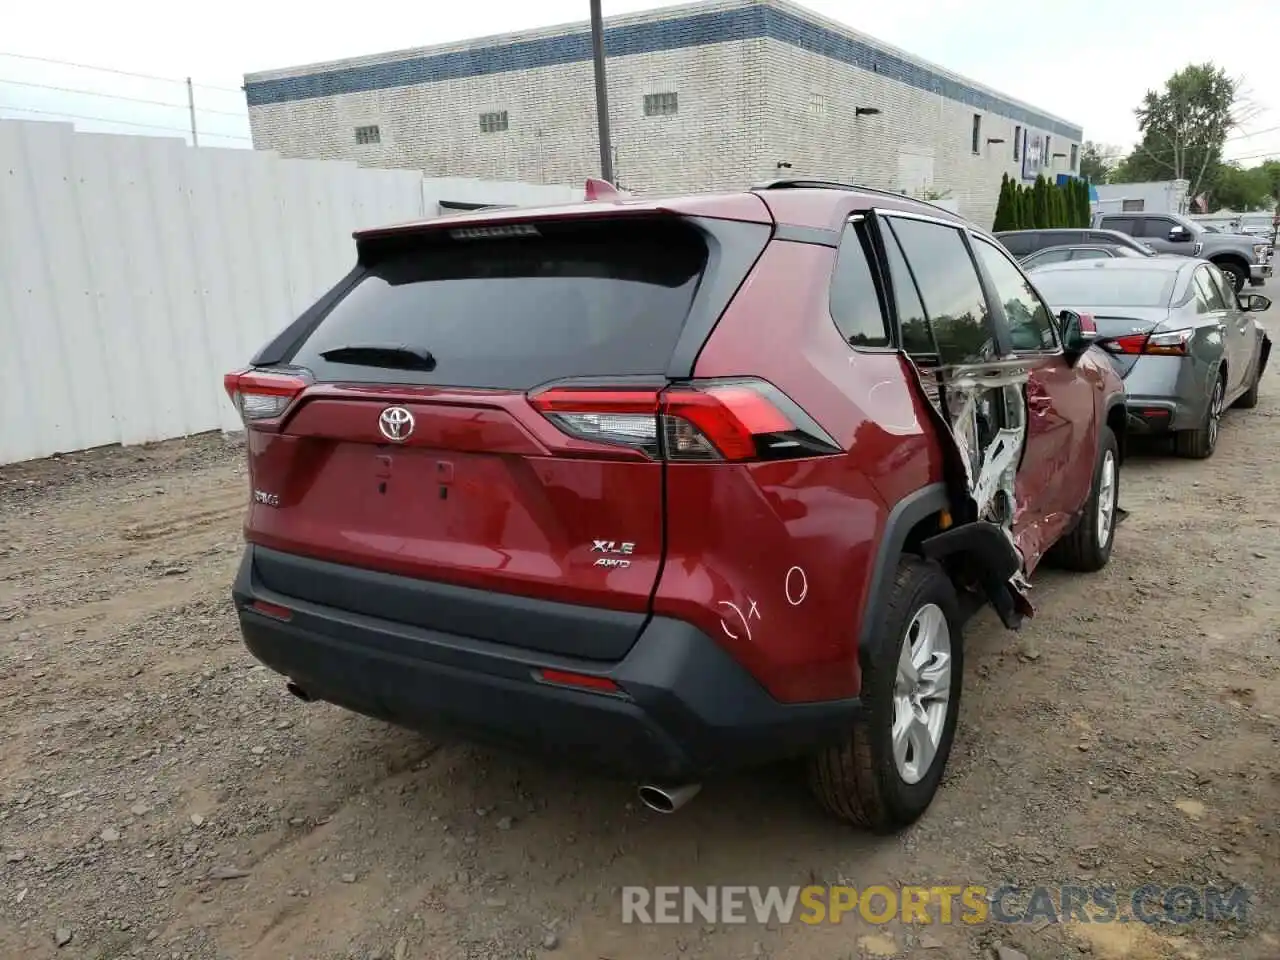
0;120;427;464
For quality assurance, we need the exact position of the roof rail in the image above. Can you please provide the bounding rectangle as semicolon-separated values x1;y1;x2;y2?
751;179;957;217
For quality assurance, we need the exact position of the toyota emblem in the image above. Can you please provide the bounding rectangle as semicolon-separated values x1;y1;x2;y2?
378;406;415;442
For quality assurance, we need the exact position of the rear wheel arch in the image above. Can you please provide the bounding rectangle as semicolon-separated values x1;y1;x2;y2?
1104;399;1127;463
1210;255;1250;289
857;484;950;675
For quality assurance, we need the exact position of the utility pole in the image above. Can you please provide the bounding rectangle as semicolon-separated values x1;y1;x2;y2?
185;77;199;147
589;0;614;183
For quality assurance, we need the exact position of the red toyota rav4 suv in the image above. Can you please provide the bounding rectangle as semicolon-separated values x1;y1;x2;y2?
225;180;1126;832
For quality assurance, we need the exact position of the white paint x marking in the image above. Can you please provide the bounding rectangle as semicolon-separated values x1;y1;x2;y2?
719;598;761;643
785;566;808;606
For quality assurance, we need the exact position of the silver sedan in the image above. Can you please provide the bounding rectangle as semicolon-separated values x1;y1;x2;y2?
1031;257;1272;459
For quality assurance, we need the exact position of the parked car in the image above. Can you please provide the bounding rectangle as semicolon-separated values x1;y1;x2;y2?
1021;244;1147;270
995;228;1156;259
1091;211;1273;291
223;179;1127;833
1030;257;1272;459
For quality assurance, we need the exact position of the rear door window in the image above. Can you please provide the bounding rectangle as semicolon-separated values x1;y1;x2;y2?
288;218;708;390
887;217;997;364
829;219;891;347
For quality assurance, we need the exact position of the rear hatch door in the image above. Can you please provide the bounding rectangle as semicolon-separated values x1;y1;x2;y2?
237;209;770;660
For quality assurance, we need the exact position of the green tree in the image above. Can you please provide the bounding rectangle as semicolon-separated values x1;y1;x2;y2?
1049;183;1063;226
992;174;1012;230
1258;159;1280;206
1112;63;1240;201
1033;175;1051;228
1017;182;1031;228
1211;164;1270;211
1079;142;1115;184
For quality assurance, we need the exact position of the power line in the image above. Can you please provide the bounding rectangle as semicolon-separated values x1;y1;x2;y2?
0;77;248;118
0;104;251;141
1223;148;1280;163
1226;123;1280;142
0;50;243;94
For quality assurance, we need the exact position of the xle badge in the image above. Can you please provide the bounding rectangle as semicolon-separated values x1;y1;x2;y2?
592;540;635;569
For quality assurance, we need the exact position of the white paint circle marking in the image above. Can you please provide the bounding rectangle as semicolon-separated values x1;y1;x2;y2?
785;566;808;606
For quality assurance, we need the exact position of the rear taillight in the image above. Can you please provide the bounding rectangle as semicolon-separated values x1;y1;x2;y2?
223;368;311;424
1103;329;1191;357
529;378;841;461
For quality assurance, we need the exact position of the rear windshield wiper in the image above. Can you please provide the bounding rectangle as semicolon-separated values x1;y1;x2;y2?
318;344;436;371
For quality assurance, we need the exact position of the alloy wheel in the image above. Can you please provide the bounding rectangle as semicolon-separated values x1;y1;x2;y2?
892;603;952;785
1096;449;1117;548
1208;380;1224;450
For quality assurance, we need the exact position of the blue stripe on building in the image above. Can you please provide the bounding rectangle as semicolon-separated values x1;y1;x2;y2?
243;5;1083;141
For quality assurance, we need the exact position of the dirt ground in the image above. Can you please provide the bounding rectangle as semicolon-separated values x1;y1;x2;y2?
2;312;1278;960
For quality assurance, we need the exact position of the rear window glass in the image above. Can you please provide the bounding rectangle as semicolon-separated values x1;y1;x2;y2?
996;234;1032;256
288;218;708;389
1031;268;1177;308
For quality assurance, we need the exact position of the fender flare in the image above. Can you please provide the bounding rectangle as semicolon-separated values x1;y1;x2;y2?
1102;391;1127;457
856;483;950;672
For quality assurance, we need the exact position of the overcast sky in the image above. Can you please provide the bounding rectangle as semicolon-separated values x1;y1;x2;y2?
2;0;1278;166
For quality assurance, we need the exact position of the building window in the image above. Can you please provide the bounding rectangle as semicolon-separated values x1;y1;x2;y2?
808;92;828;117
479;111;509;134
1045;136;1052;168
644;93;678;117
1122;199;1145;212
1070;143;1079;171
971;114;981;154
1013;126;1021;160
354;125;381;145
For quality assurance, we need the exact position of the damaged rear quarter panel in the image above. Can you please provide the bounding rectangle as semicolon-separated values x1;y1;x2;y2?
673;241;948;703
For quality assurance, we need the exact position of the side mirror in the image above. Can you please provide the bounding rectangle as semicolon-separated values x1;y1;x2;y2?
1168;226;1191;243
1239;293;1272;312
1060;309;1099;360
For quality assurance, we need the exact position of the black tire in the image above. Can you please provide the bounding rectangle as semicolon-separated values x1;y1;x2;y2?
1234;366;1261;409
808;557;963;833
1217;261;1248;292
1174;373;1225;459
1050;425;1120;572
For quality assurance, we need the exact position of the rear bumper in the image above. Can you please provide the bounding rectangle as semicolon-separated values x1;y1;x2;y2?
1125;400;1179;434
1119;355;1209;433
232;546;860;781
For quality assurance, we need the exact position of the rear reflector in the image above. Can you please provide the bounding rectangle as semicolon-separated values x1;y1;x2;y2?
250;599;293;621
529;378;840;462
224;368;311;424
536;668;622;694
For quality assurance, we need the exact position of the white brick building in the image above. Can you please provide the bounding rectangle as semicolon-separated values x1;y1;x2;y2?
244;0;1083;226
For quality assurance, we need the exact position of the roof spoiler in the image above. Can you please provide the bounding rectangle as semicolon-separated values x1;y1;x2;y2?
585;178;631;203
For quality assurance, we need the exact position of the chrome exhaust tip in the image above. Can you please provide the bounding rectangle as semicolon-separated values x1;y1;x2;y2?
637;783;701;814
285;680;312;702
